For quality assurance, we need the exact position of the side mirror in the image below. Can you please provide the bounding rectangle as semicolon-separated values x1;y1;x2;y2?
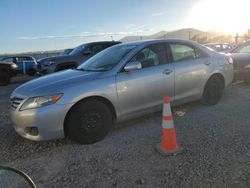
124;61;142;72
83;50;93;56
0;165;37;188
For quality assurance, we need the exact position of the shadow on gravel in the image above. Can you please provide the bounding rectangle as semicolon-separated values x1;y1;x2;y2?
0;128;75;162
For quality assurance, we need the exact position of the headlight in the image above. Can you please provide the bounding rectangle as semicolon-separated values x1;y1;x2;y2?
20;94;63;111
11;63;18;69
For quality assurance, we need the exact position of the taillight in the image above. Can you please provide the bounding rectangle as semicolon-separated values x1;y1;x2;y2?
227;57;233;64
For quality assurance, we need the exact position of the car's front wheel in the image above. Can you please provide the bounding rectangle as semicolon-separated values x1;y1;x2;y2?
0;71;10;86
202;75;224;105
65;100;113;144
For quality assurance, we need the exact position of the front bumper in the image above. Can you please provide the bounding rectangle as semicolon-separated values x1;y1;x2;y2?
10;102;72;141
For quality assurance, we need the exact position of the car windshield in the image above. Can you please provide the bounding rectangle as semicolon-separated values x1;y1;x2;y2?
69;44;86;55
77;45;136;71
60;49;73;56
232;43;250;53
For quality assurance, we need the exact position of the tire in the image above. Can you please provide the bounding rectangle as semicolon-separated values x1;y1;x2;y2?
0;71;10;86
202;76;224;105
65;100;113;144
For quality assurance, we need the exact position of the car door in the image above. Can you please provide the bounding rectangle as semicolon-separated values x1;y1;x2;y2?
16;57;28;74
168;42;212;104
232;44;250;71
116;43;174;119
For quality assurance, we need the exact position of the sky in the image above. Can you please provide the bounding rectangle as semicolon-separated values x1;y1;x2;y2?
1;0;250;54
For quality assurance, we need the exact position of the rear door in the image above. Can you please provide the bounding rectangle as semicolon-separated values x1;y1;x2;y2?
116;43;174;118
168;42;212;103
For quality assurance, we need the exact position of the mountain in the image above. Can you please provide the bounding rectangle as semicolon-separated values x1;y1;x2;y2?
120;28;206;42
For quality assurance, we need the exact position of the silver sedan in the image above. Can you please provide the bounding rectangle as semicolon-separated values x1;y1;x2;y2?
10;39;233;144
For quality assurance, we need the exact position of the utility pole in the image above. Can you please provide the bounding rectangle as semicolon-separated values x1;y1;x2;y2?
235;33;239;44
188;31;191;40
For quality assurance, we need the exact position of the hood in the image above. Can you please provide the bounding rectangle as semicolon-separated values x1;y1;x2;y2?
38;55;77;64
13;69;102;97
0;61;14;65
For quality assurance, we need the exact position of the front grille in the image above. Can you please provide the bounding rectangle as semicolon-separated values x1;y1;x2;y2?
10;97;25;110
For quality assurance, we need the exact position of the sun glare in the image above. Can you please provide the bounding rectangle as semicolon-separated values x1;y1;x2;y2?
185;0;250;34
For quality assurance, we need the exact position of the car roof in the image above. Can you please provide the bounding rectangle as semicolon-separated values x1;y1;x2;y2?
116;39;202;47
204;42;232;46
85;41;121;45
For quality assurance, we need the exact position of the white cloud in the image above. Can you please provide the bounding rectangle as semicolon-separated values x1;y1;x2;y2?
17;32;127;40
17;27;154;40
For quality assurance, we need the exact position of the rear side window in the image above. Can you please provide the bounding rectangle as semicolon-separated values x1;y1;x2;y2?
169;43;206;62
170;44;196;62
130;44;168;68
17;57;33;62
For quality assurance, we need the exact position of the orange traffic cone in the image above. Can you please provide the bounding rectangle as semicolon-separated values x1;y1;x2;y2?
155;96;183;156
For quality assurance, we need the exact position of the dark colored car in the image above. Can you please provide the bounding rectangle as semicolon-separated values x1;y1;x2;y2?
0;61;17;86
204;43;234;53
0;56;37;76
230;41;250;80
37;41;121;75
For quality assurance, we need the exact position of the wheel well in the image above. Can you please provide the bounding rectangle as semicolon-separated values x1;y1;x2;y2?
56;62;77;71
64;96;117;132
205;73;225;90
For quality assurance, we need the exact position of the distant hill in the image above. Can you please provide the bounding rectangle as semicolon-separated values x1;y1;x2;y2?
120;28;204;42
120;28;234;43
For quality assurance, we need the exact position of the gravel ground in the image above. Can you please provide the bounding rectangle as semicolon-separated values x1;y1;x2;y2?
0;77;249;188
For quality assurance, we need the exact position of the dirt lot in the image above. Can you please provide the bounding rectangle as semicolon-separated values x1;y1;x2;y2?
0;76;250;188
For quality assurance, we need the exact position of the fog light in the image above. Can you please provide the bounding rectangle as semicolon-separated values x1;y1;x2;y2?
26;127;39;136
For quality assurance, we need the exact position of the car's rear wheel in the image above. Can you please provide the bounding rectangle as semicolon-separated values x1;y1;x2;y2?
202;76;224;105
65;100;113;144
0;71;10;86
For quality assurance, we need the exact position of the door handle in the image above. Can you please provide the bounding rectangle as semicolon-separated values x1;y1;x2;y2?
204;61;211;66
162;69;173;75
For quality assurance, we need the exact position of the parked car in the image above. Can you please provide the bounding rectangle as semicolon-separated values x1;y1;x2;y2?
229;41;250;81
10;39;233;144
37;41;121;75
0;61;17;86
0;56;37;76
204;43;234;53
59;48;74;56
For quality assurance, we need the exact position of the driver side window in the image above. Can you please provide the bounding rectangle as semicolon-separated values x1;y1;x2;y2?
130;44;167;69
